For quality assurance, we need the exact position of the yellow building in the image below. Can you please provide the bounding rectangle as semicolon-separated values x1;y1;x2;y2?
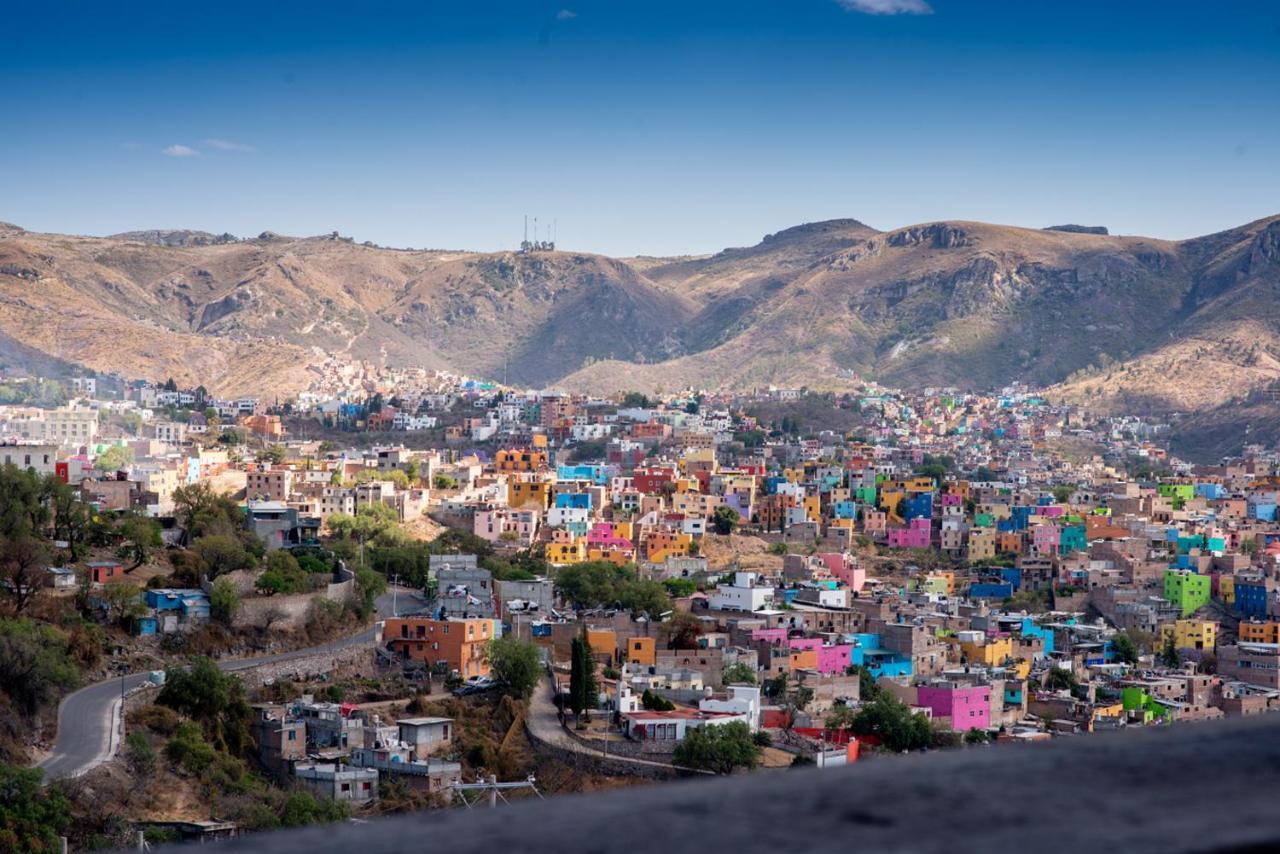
587;547;631;566
546;540;586;565
1218;575;1236;605
958;635;1013;667
1160;619;1217;652
967;528;996;561
508;478;552;510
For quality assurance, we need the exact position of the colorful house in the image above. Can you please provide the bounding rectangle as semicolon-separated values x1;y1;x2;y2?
1163;570;1211;617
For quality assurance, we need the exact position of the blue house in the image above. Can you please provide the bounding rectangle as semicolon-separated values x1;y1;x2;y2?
1020;619;1055;655
1236;582;1269;619
833;500;858;520
848;633;913;679
997;567;1022;592
555;493;592;510
903;492;934;523
969;582;1014;599
556;464;609;485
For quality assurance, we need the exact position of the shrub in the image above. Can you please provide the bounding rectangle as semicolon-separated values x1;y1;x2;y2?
125;732;156;775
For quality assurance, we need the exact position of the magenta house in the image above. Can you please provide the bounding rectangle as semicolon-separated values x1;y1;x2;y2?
887;518;932;549
916;683;991;731
817;643;854;675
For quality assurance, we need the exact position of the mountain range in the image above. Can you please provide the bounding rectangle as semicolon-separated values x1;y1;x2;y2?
2;214;1279;458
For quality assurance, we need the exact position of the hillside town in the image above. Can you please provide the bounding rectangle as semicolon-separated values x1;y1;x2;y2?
4;370;1280;847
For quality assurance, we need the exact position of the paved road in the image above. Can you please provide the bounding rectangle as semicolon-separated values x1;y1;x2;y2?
524;673;691;772
39;587;421;780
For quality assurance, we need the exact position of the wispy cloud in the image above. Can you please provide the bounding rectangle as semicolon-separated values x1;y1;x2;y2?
162;144;199;157
556;9;577;20
203;138;255;152
835;0;932;15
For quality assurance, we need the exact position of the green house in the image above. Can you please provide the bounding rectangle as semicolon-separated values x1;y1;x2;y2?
1164;570;1211;617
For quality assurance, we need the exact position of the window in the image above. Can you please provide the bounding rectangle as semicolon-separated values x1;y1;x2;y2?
341;783;351;792
288;731;297;741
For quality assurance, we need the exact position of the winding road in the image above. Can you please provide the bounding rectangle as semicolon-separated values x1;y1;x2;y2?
39;588;419;779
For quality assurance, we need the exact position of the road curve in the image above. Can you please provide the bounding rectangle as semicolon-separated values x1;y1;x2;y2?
39;588;418;779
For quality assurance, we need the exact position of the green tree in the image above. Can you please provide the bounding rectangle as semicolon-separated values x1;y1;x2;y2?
209;577;240;625
93;444;134;472
1160;635;1181;668
711;504;740;536
569;632;597;724
1052;485;1074;504
259;444;287;465
488;635;541;699
256;550;311;595
1112;632;1140;666
118;513;163;570
194;534;255;579
157;657;252;754
852;693;933;752
354;566;387;619
48;476;90;561
663;577;697;598
0;763;71;852
673;720;760;774
0;618;80;718
722;662;757;685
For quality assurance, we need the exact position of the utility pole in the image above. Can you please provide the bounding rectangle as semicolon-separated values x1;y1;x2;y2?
391;573;400;617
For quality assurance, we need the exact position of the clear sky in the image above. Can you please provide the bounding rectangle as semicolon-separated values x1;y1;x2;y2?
2;0;1278;256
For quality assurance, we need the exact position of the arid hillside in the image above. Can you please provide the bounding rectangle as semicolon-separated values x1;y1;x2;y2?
3;215;1279;445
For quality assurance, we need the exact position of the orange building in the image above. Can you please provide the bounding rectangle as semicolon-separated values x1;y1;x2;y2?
383;617;494;678
508;477;552;510
496;449;548;473
1239;621;1280;644
628;636;656;668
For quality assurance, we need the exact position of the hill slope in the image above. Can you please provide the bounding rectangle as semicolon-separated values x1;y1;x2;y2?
2;215;1279;455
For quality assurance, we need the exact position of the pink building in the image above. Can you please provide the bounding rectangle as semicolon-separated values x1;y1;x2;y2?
817;644;854;675
940;494;964;507
1040;505;1065;518
887;518;932;549
788;637;821;653
751;628;788;645
916;683;991;731
473;508;539;546
816;553;867;593
586;522;634;551
1032;524;1060;554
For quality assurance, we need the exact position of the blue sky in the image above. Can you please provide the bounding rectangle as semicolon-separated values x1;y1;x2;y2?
2;0;1278;255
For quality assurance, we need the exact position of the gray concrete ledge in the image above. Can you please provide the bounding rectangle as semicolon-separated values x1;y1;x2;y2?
160;714;1280;853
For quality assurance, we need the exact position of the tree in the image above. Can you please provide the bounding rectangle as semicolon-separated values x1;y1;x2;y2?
1112;631;1140;666
157;656;251;754
194;535;255;579
93;444;134;472
48;477;89;561
1052;485;1073;505
488;635;541;699
0;763;71;852
354;566;387;619
0;618;80;719
663;577;697;598
1160;635;1181;668
209;577;239;625
118;514;163;570
673;721;760;774
569;632;597;724
852;693;933;752
259;444;287;466
711;504;740;536
101;583;146;627
722;662;757;685
0;537;46;614
825;703;857;730
661;611;704;649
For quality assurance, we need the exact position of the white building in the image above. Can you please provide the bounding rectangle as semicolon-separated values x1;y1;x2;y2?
708;572;774;612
